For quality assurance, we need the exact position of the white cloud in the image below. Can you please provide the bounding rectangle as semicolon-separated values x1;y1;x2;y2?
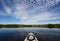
23;12;53;22
4;7;11;14
13;4;29;20
20;12;60;24
0;0;11;14
1;0;60;24
10;0;60;24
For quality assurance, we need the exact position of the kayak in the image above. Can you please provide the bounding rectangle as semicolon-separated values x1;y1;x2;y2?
24;33;38;41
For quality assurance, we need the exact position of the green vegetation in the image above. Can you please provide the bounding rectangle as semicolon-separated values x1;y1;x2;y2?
47;24;55;28
0;24;60;28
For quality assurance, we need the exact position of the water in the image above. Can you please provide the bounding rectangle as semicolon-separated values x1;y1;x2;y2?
0;28;60;41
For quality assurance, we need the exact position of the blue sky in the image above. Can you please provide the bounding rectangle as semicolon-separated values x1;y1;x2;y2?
0;0;60;24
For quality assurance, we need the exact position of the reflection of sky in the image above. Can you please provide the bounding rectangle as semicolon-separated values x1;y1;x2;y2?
0;28;60;41
0;0;60;24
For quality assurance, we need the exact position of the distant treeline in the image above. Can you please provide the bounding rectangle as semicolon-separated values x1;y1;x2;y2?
0;24;60;28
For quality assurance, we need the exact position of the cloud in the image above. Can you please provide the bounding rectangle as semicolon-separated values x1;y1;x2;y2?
13;4;29;20
4;6;11;14
12;0;60;20
0;0;60;24
19;12;60;24
22;12;59;23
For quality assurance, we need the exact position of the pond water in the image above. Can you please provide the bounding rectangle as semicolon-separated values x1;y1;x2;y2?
0;28;60;41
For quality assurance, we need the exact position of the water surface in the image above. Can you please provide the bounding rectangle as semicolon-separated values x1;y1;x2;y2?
0;28;60;41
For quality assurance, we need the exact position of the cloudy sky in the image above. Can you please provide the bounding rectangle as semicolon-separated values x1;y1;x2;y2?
0;0;60;24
